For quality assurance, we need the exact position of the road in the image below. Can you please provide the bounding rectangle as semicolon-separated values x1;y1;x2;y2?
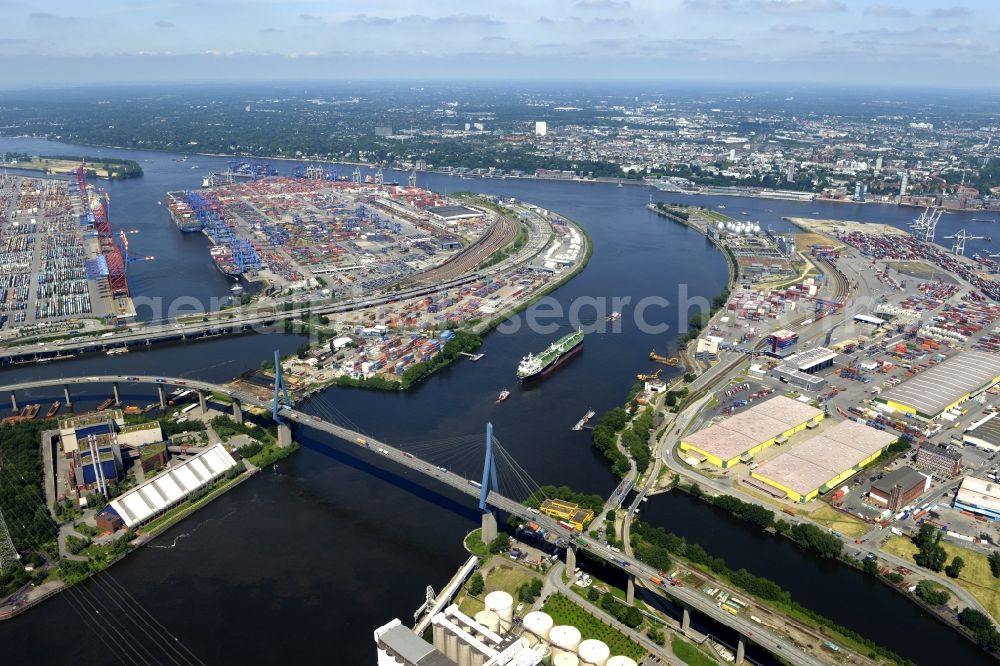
1;373;823;665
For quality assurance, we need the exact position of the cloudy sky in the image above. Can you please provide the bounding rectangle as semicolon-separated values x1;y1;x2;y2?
0;0;997;87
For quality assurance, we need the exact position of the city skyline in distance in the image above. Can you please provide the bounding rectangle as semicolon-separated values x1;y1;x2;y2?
0;0;997;88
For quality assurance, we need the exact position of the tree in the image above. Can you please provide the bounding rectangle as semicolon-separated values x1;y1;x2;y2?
623;605;643;629
989;551;1000;579
468;572;484;596
587;586;600;602
915;580;950;606
488;535;509;555
946;556;965;579
863;557;879;576
913;529;947;572
688;483;703;498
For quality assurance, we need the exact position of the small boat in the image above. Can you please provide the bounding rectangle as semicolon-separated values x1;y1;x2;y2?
617;183;623;188
45;401;61;418
157;200;162;206
496;389;510;403
740;211;750;216
717;205;726;209
607;311;621;321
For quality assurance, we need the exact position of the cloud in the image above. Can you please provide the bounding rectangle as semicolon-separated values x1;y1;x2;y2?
346;14;397;26
534;42;565;49
756;0;846;14
770;23;816;33
575;0;631;8
538;16;554;24
299;13;321;21
863;4;911;17
154;20;175;29
930;6;971;18
435;14;504;26
592;17;634;26
481;36;512;42
0;37;26;44
28;12;77;23
259;28;283;34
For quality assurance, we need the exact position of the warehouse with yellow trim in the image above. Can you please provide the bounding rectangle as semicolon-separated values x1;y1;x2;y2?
539;499;594;530
751;420;898;503
876;351;1000;420
679;395;825;468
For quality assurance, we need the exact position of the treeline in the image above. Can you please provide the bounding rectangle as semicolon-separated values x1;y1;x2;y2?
46;154;143;179
620;408;654;475
631;520;912;665
958;608;1000;653
687;486;843;559
591;406;632;477
400;330;482;388
0;420;58;560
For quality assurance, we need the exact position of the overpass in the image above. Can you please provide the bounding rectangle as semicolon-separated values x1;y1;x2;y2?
2;373;823;666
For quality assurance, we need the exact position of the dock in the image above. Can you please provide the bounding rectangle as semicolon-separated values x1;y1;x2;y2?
572;410;596;431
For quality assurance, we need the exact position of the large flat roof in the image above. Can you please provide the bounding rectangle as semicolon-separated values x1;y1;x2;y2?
425;204;483;220
683;395;822;461
109;444;237;528
754;420;897;496
879;351;1000;417
956;477;1000;514
783;346;838;371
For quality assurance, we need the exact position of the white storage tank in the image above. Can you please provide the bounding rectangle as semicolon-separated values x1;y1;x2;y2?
553;653;580;666
607;657;638;666
475;610;500;635
578;639;610;666
523;611;554;640
484;591;514;632
549;625;582;656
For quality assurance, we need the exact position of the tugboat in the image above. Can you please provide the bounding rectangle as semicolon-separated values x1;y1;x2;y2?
496;389;511;403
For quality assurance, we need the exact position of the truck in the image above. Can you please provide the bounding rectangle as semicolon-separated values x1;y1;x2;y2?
355;437;367;446
650;576;662;586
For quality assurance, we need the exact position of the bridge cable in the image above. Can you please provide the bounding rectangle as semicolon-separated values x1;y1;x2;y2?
66;585;153;666
62;587;136;665
492;441;548;503
75;578;170;666
92;573;204;666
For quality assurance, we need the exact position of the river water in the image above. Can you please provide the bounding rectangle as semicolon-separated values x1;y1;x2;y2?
0;137;993;665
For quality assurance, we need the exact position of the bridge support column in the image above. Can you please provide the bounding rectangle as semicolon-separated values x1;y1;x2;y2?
565;545;576;573
682;606;691;634
277;422;293;448
9;392;17;413
232;398;243;423
480;511;497;544
157;386;166;411
198;390;207;414
626;574;635;605
736;634;746;665
112;382;120;405
63;385;72;409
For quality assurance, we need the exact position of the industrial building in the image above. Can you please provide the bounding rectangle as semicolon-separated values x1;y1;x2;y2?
73;433;123;497
107;443;239;529
877;351;1000;419
781;347;838;374
425;205;484;222
538;499;593;530
766;329;798;357
869;467;931;512
59;410;125;454
679;395;824;468
915;444;962;477
375;596;641;666
772;365;827;391
750;420;897;503
954;477;1000;522
962;412;1000;452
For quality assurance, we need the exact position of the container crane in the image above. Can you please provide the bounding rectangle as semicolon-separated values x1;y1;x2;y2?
942;228;985;256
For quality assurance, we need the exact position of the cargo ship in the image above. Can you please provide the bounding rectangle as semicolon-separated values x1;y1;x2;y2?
166;192;203;232
210;245;241;277
516;329;584;383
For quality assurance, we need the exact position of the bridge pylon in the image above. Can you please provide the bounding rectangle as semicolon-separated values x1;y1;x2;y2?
272;349;292;423
479;422;501;544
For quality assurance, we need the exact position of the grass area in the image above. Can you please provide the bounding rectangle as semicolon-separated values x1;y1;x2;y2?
883;536;1000;621
672;636;720;666
464;529;491;559
485;562;538;597
543;593;646;661
805;503;871;539
458;594;485;616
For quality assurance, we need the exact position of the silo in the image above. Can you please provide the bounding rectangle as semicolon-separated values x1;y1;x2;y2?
716;222;724;232
484;591;514;633
433;623;447;653
578;639;610;666
445;626;459;662
475;610;501;635
471;652;487;666
457;641;472;666
523;611;554;640
607;657;638;666
549;625;582;656
553;653;580;666
753;223;761;234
